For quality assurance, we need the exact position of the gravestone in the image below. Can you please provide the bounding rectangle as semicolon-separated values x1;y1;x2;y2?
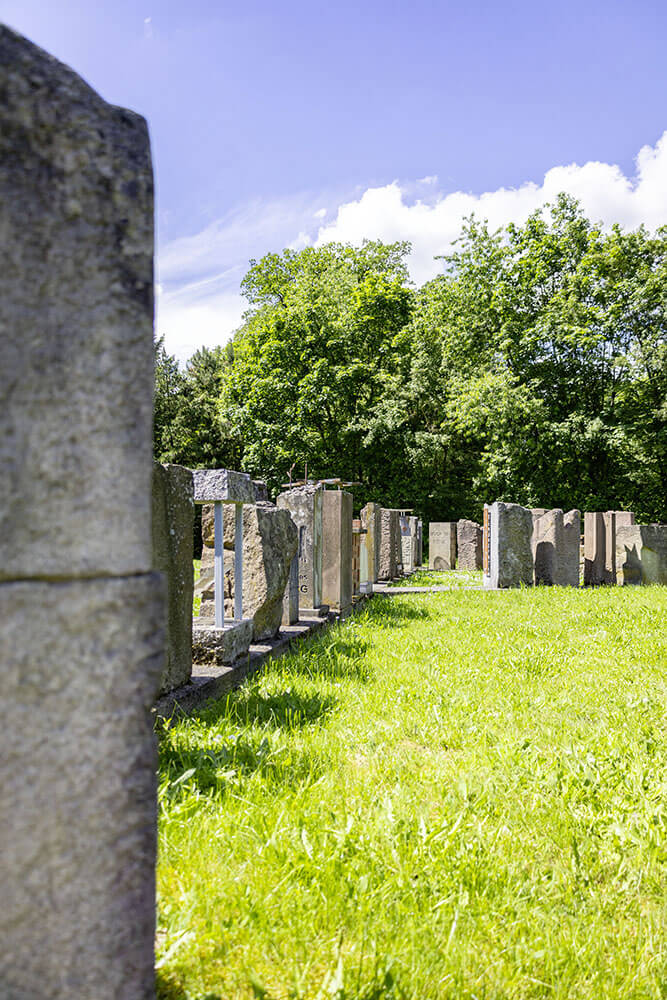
483;502;533;588
533;509;563;585
0;25;163;998
605;510;636;584
378;508;398;580
277;485;324;615
416;519;423;566
360;501;381;582
561;509;581;587
152;462;194;693
456;519;483;571
584;512;607;586
282;553;300;624
616;524;667;585
429;522;457;570
321;489;353;615
352;518;363;595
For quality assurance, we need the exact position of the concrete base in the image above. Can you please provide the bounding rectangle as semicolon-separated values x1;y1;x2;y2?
300;604;330;618
192;618;253;666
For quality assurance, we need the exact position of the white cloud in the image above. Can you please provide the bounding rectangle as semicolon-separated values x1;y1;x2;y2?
158;132;667;362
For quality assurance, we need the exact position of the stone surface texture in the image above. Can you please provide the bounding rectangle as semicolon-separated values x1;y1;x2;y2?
484;502;533;589
584;512;607;586
282;553;300;624
253;480;269;502
533;509;564;585
321;490;353;612
0;575;164;1000
152;462;194;693
193;468;254;504
360;502;381;581
0;26;163;1000
429;522;457;571
276;486;323;610
378;508;398;580
0;26;155;580
616;524;667;585
456;519;483;571
200;503;298;640
562;509;581;587
192;618;254;665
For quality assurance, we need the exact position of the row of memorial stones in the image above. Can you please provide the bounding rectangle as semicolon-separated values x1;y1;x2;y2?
153;465;424;697
478;503;666;588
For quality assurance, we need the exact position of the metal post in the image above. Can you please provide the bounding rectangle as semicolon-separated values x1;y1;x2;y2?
214;500;224;628
234;502;243;621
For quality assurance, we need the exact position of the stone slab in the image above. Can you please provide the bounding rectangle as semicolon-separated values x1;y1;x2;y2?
561;509;581;587
429;522;457;571
0;25;155;580
282;553;300;625
484;502;533;589
192;468;255;504
321;489;353;612
0;574;164;1000
533;509;564;585
456;519;482;571
152;462;194;694
192;618;254;666
616;524;667;585
378;508;400;580
360;502;381;582
277;485;323;610
584;512;608;586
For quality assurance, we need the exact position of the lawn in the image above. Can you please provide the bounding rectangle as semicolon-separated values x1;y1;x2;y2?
157;585;667;1000
388;570;483;588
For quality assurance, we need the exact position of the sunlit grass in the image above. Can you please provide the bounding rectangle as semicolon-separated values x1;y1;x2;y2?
388;569;483;588
157;585;667;999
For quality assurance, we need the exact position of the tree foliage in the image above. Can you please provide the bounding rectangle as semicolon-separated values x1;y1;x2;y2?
154;199;667;522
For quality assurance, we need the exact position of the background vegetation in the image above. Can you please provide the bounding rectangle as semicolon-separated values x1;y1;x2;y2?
154;196;667;522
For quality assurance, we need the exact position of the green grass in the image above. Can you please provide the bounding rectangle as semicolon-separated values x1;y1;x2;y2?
193;559;202;616
388;570;483;588
157;586;667;999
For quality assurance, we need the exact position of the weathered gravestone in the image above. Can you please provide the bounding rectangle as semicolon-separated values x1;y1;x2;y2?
322;489;353;615
616;524;667;585
483;502;533;588
282;552;300;624
360;501;381;585
456;519;483;571
584;511;607;586
429;522;457;571
562;509;582;587
605;510;636;584
277;485;325;616
378;507;399;580
416;519;423;566
192;469;254;664
532;508;580;586
152;462;194;693
0;25;163;998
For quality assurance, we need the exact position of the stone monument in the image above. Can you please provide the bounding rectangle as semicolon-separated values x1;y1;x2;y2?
0;25;163;997
321;489;353;615
616;524;667;585
483;502;533;588
429;522;457;570
456;519;483;571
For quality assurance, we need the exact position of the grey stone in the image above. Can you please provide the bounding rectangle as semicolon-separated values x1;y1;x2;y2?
253;480;269;502
0;575;164;1000
193;468;255;504
429;522;457;571
616;524;667;585
416;519;423;566
152;462;194;694
561;510;581;587
282;553;300;624
400;515;418;573
322;489;353;612
192;618;254;665
201;504;297;640
276;485;323;611
456;519;482;571
484;502;533;588
605;510;636;584
584;512;608;586
360;502;381;582
378;508;399;580
0;25;154;580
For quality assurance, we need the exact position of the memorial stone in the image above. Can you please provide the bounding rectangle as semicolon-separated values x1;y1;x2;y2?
321;489;353;614
277;485;324;614
605;510;636;584
584;512;607;586
429;522;457;570
378;507;398;580
483;502;533;588
360;501;381;583
0;26;163;997
456;519;483;570
282;553;300;625
616;524;667;585
561;509;581;587
152;462;194;693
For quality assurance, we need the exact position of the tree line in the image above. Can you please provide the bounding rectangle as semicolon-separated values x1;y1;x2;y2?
154;195;667;523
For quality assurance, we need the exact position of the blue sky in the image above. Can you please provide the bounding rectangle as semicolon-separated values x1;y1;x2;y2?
4;0;667;359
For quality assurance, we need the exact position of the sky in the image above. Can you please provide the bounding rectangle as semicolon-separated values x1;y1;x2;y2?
4;0;667;361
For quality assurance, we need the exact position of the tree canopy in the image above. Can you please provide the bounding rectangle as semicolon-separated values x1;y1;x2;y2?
154;197;666;522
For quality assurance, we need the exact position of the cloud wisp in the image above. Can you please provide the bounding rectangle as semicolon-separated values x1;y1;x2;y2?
157;132;667;362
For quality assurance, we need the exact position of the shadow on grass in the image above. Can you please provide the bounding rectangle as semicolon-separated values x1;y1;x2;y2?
156;970;221;1000
195;685;337;729
360;596;432;629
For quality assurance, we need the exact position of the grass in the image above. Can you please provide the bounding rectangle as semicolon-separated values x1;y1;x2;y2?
388;570;483;588
157;585;667;999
